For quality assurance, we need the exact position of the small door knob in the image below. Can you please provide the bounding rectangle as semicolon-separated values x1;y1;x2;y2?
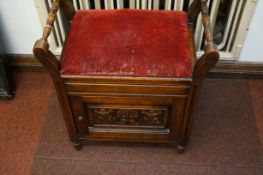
78;116;83;121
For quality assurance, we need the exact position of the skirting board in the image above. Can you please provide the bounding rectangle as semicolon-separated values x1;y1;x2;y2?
209;61;263;79
7;54;45;72
6;54;263;79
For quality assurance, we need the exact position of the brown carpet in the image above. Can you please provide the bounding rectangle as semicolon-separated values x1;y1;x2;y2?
1;72;263;175
0;72;53;175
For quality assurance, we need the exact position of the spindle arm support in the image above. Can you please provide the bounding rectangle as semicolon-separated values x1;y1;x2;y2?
33;0;61;81
33;0;60;54
188;0;219;82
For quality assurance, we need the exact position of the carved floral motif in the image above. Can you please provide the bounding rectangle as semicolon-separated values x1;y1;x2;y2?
91;108;167;127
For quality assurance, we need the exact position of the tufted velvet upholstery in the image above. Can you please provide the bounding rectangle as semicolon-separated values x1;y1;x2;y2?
61;10;192;78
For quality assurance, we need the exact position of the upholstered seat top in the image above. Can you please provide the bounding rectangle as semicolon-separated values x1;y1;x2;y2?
61;10;192;78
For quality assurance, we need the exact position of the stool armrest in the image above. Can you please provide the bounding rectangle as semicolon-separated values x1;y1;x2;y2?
33;0;61;81
33;0;60;54
189;0;219;83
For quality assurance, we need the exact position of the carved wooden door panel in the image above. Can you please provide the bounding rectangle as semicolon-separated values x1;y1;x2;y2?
69;95;188;142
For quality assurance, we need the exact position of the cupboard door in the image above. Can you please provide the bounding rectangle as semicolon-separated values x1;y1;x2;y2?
70;95;188;142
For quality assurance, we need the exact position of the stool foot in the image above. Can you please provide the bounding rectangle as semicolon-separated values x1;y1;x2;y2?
176;143;185;153
73;141;83;151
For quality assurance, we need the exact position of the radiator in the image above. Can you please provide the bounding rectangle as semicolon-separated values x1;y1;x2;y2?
34;0;257;60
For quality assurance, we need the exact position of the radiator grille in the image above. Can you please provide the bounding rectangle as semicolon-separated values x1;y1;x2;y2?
35;0;257;60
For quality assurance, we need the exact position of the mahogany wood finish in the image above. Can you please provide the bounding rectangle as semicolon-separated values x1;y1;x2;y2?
33;0;219;153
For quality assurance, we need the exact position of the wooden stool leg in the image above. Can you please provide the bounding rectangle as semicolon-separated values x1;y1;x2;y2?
178;84;201;153
33;42;80;151
73;140;83;151
176;142;186;153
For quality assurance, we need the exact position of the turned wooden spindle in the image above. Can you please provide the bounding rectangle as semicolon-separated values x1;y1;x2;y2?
187;0;219;82
188;0;218;53
200;1;215;47
41;0;60;41
34;0;60;54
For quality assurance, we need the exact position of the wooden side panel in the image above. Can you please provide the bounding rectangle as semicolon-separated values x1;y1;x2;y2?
69;96;89;135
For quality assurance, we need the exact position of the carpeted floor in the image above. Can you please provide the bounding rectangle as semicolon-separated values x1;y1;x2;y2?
0;72;263;175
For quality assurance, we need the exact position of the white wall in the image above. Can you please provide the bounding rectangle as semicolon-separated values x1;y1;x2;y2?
0;0;42;54
0;0;262;62
240;0;263;62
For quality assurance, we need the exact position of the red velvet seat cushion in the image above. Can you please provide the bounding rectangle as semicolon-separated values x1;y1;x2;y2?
61;10;192;78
